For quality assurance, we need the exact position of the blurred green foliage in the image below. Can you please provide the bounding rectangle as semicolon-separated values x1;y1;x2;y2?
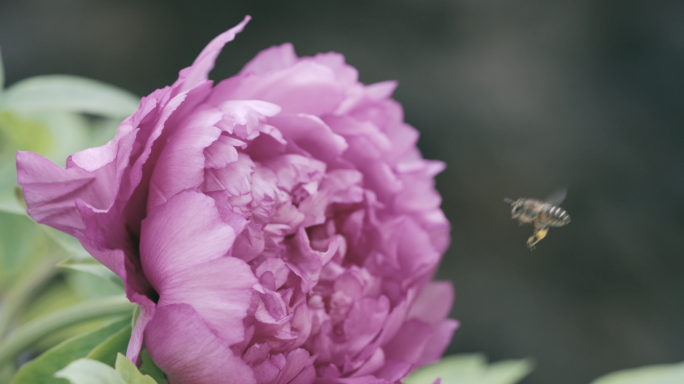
405;354;534;384
11;316;131;384
55;352;160;384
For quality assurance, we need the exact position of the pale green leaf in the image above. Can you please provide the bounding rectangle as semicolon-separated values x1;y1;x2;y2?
11;317;130;384
28;111;90;166
86;326;131;368
1;75;139;118
0;178;25;215
41;226;90;259
482;358;535;384
67;270;124;301
590;362;684;384
58;257;124;290
115;353;158;384
404;354;534;384
87;117;121;148
0;295;135;367
0;212;54;290
0;110;53;156
55;358;126;384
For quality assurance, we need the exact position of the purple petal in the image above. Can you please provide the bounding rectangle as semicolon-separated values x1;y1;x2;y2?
125;291;156;363
406;282;454;326
175;16;251;93
140;190;237;288
268;114;347;164
203;152;255;195
307;52;358;85
381;319;432;364
416;319;459;367
213;62;346;116
158;256;256;346
145;304;256;384
239;43;298;75
373;358;412;382
147;123;222;209
204;134;241;169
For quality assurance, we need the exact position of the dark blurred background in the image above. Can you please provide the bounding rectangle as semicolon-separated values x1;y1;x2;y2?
2;0;684;383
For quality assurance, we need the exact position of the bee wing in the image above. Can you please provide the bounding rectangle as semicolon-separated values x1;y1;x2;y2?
544;187;567;205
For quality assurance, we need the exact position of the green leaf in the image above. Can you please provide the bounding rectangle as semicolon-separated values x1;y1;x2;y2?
0;110;53;157
139;349;165;384
58;257;124;290
115;353;158;384
41;226;90;259
86;326;132;368
0;213;64;338
0;295;135;367
0;75;139;118
590;362;684;384
1;110;97;167
11;316;130;384
28;111;91;166
0;212;55;290
482;358;535;384
404;354;534;384
67;270;124;301
55;358;126;384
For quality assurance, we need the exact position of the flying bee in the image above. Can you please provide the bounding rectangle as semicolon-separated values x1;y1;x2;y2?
504;188;571;250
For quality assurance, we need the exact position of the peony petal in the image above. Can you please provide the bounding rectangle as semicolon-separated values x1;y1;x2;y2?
147;116;222;209
16;151;93;233
240;43;299;75
16;124;137;234
204;134;241;168
276;348;317;384
158;256;256;346
307;52;358;85
175;16;251;93
381;319;432;364
203;152;255;195
350;348;385;377
232;223;266;262
373;358;412;382
125;291;156;363
416;319;459;367
268;114;347;164
140;190;236;288
213;61;346;116
263;154;326;193
145;303;256;384
407;281;454;326
319;170;364;204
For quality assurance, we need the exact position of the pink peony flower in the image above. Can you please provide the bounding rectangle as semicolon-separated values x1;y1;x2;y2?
17;16;457;384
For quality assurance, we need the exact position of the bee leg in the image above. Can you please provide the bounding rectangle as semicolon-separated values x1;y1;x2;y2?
526;227;548;250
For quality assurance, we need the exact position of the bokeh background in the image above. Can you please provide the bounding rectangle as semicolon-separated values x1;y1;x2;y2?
2;0;684;383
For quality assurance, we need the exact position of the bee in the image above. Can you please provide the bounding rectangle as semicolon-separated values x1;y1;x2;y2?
504;188;571;250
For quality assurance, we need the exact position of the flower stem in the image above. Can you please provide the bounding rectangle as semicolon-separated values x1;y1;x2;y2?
0;295;134;366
